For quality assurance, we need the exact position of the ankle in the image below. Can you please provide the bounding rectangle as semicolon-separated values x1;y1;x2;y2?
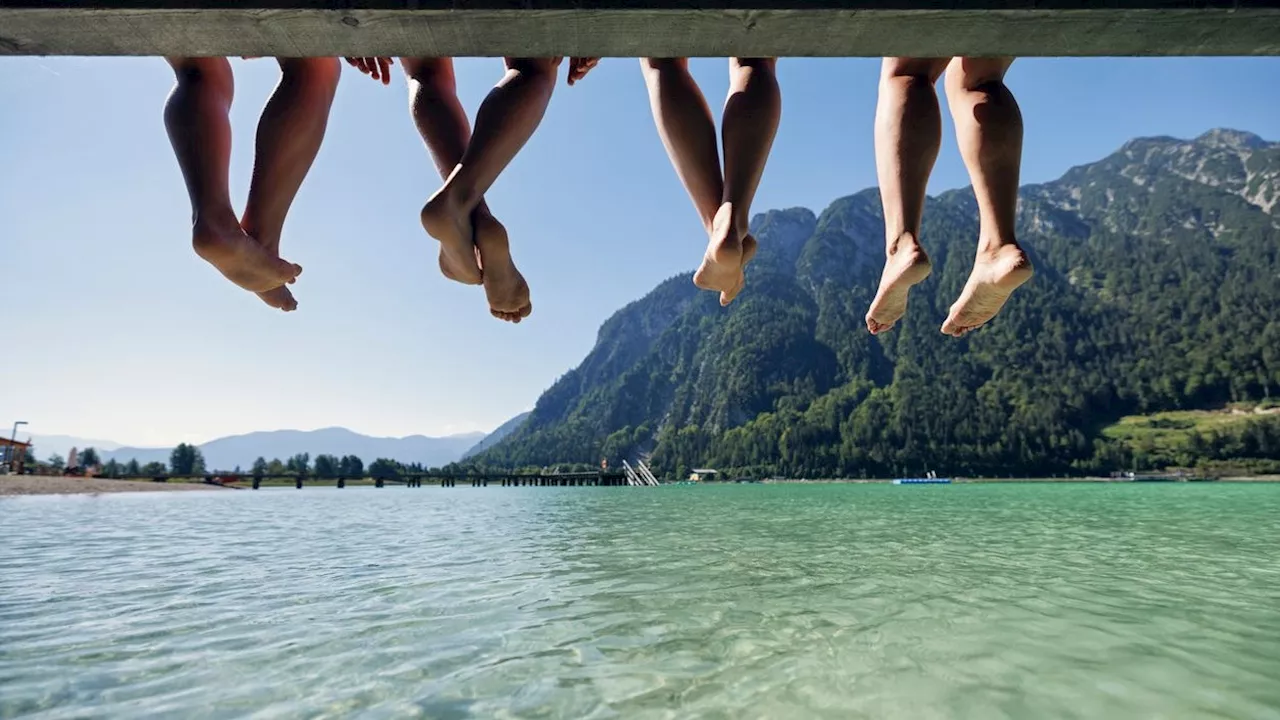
886;231;923;257
977;236;1020;257
192;206;239;233
436;183;479;216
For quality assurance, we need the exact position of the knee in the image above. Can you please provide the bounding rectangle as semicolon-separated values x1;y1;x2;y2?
506;56;561;76
732;57;776;73
505;57;560;91
944;57;1012;96
881;57;946;87
640;57;688;82
281;56;342;96
641;57;688;72
169;57;233;91
403;57;454;92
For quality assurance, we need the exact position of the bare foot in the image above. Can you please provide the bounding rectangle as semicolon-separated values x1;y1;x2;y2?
941;243;1034;337
241;223;299;313
475;211;532;324
865;234;932;335
192;212;301;294
719;234;758;306
437;248;482;284
257;286;298;312
421;189;483;286
694;203;752;306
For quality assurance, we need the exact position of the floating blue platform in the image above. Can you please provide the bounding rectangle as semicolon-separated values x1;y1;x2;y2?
892;478;952;485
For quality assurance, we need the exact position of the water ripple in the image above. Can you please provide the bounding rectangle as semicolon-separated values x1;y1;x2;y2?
2;484;1279;718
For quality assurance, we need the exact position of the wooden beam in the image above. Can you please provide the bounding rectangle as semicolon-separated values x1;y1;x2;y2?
1;2;1279;58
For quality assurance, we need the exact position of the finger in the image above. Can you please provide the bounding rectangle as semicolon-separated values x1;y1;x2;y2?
378;57;393;85
576;58;598;84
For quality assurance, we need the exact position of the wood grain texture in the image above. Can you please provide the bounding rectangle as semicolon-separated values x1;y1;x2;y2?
2;3;1279;57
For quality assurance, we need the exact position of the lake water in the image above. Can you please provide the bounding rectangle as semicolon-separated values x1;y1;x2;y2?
2;483;1279;719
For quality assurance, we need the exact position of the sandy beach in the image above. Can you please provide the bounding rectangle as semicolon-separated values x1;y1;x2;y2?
0;476;229;497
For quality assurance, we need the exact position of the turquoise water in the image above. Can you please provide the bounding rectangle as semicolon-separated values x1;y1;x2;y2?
2;483;1279;719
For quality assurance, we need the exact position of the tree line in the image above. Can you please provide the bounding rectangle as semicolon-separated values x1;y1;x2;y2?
78;444;437;481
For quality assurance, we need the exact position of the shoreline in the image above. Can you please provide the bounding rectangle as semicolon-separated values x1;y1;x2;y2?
756;476;1280;484
0;476;230;497
5;475;1277;497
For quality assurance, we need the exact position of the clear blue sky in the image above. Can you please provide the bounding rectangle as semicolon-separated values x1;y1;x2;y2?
2;56;1278;447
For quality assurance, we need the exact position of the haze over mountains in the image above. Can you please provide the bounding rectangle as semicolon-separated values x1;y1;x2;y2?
470;129;1280;478
31;428;488;471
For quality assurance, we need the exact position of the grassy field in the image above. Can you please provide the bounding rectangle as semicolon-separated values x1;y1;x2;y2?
1102;407;1271;450
1101;403;1280;474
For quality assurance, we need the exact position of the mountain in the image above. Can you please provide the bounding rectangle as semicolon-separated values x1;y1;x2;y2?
471;129;1280;478
463;412;531;459
26;434;123;460
100;427;485;471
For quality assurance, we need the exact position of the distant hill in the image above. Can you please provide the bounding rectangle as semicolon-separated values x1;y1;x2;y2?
462;412;531;459
98;427;485;471
26;434;123;460
473;129;1280;478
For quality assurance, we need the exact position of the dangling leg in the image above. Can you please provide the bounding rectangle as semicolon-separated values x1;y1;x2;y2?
713;57;780;305
865;57;947;334
940;57;1032;337
418;56;561;322
241;57;342;311
164;57;301;299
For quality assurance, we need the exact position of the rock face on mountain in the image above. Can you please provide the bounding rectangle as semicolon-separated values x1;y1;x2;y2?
475;130;1280;478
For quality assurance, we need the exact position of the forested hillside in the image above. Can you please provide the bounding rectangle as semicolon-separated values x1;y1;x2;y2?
472;129;1280;478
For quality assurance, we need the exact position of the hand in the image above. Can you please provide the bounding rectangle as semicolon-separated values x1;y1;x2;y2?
345;57;395;85
567;57;599;86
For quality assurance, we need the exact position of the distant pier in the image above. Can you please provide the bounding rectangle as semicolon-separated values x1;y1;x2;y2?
94;470;643;489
